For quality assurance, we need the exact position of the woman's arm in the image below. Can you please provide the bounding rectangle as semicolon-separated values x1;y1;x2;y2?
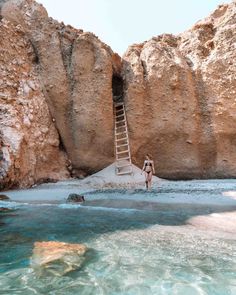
152;161;155;174
141;161;146;173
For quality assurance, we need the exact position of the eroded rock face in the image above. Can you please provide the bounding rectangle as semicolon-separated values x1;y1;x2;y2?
123;2;236;179
122;37;200;179
2;0;117;178
1;0;236;185
0;18;69;189
0;0;120;188
179;3;236;178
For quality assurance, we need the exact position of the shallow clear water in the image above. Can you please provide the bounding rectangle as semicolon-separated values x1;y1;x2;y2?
0;197;236;295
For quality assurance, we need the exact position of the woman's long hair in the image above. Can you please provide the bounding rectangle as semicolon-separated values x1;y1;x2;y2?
146;153;152;160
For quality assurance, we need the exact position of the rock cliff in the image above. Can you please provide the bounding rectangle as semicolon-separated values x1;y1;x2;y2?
122;2;236;179
0;17;69;189
1;0;236;188
2;0;121;177
1;0;120;189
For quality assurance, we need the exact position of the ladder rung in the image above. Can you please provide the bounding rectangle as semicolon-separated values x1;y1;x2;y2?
115;142;128;147
115;125;128;131
116;132;127;136
117;150;129;154
116;143;129;148
115;137;128;142
115;103;124;107
117;170;132;176
116;121;127;128
115;126;127;131
116;123;126;127
116;119;126;124
116;163;132;168
115;106;124;111
116;111;124;116
116;156;130;161
116;114;125;119
116;112;124;117
115;102;124;107
116;107;124;111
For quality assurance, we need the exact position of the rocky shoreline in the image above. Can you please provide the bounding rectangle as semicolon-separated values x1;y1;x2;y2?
2;176;236;236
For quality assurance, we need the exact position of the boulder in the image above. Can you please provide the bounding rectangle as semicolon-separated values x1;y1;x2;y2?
31;241;87;276
0;207;12;212
67;193;85;203
0;194;10;200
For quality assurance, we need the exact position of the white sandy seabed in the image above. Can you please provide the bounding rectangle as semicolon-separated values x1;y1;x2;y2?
3;163;236;234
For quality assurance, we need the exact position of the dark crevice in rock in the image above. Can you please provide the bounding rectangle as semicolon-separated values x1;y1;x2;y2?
58;133;67;152
57;30;70;80
141;59;148;79
58;27;74;77
29;40;40;64
67;37;77;94
112;74;124;102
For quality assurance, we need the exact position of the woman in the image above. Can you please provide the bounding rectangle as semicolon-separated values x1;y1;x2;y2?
142;154;155;190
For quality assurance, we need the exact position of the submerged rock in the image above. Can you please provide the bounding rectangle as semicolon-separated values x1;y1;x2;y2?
0;194;10;200
0;207;12;212
67;193;85;203
31;241;87;276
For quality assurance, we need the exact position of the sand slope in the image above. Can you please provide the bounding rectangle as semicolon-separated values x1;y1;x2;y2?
81;163;161;188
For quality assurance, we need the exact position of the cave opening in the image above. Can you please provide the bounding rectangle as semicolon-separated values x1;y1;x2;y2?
112;75;124;103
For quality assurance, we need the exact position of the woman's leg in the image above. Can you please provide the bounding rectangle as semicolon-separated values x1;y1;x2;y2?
144;172;149;189
147;172;153;190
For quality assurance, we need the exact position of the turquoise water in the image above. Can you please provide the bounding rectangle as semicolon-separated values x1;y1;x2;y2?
0;197;236;295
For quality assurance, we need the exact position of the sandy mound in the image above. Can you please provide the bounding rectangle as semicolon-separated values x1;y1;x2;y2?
81;163;161;189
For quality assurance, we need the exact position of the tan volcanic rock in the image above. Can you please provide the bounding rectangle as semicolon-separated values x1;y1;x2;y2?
179;3;236;177
122;2;236;179
1;0;236;187
122;36;200;179
2;0;117;177
0;18;69;189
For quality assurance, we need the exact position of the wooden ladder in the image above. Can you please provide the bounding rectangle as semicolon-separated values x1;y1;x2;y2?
114;102;133;175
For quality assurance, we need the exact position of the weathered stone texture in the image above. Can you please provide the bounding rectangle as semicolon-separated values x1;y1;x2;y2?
123;2;236;179
1;0;119;188
1;0;236;187
0;18;69;189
